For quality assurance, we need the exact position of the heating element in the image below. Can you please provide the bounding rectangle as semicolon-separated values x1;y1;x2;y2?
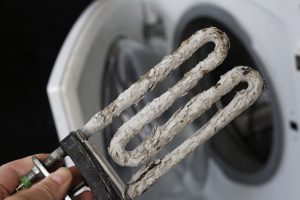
16;27;263;200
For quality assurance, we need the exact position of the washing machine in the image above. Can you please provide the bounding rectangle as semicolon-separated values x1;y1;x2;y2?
47;0;300;199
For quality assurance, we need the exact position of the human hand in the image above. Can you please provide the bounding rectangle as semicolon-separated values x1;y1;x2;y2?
0;154;94;200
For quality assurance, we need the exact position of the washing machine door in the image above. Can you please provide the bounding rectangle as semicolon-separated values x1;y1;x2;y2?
49;0;298;199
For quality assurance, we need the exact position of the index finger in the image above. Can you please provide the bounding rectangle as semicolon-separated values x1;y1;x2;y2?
0;154;48;198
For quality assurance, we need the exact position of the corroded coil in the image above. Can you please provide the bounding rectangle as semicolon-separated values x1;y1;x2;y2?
80;27;264;199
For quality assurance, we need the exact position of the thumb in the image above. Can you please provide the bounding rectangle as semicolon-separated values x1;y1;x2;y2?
8;167;72;200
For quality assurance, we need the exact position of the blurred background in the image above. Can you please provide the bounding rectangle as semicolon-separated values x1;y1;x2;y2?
1;0;300;200
0;0;92;164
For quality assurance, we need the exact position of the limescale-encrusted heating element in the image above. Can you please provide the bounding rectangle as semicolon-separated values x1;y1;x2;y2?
81;27;264;199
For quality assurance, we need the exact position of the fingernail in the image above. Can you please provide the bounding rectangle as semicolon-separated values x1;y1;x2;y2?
50;167;71;185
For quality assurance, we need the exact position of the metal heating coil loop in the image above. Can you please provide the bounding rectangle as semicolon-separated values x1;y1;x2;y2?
80;27;264;199
81;27;229;137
